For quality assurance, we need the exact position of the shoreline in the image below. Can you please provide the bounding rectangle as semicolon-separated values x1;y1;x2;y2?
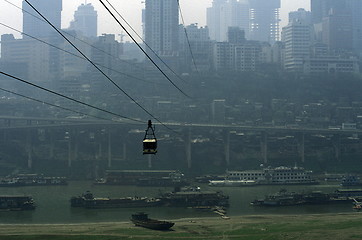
0;213;361;239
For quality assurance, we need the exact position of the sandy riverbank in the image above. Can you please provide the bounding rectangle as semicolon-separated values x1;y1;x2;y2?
0;213;361;239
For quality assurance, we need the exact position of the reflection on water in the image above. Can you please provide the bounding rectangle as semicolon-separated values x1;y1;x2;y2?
0;181;354;224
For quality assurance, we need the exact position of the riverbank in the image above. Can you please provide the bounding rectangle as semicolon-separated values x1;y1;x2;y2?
0;213;362;239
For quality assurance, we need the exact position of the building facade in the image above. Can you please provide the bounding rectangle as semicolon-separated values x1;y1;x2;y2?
22;0;62;39
207;0;249;42
144;0;179;56
282;17;313;72
69;3;98;38
249;0;281;43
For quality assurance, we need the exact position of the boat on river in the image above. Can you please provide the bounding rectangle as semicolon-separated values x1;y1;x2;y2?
0;174;67;187
340;175;362;187
95;170;188;187
226;166;318;185
70;191;163;208
131;212;174;230
209;179;257;187
0;195;35;211
251;189;332;206
160;186;229;207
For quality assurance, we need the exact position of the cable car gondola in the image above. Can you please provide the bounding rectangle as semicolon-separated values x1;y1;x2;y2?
143;120;157;155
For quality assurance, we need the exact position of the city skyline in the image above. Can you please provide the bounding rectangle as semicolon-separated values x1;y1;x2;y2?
0;0;310;42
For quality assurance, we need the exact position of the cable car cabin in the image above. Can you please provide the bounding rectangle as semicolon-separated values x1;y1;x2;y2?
143;120;157;155
143;139;157;155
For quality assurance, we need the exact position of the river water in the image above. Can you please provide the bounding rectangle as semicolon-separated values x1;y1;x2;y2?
0;181;354;224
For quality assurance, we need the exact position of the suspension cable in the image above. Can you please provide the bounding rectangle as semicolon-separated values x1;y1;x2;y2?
98;0;190;98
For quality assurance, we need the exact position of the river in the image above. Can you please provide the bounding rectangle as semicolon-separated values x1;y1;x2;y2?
0;181;354;224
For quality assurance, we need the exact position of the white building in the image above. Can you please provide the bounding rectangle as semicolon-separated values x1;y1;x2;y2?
302;56;359;74
282;19;313;72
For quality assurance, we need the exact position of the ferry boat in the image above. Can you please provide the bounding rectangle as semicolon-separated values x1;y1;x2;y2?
0;195;35;211
208;179;257;187
226;166;318;185
340;175;362;187
70;191;163;209
131;212;174;230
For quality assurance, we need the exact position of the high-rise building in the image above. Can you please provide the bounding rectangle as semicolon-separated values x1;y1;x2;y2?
322;10;353;52
144;0;179;56
311;0;362;55
249;0;280;43
207;0;249;42
22;0;62;39
346;0;362;55
179;24;211;72
282;18;313;71
311;0;346;24
289;8;312;25
69;3;98;38
228;27;246;44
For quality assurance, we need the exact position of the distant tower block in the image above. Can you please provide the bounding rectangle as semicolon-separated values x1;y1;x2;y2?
249;0;281;43
22;0;62;39
69;3;98;38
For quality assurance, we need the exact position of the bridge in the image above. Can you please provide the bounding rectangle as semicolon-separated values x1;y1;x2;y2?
0;115;360;170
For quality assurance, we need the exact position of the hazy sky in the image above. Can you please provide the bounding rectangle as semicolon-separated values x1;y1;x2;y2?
0;0;310;41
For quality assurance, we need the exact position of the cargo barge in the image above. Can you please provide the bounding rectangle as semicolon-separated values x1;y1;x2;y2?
0;195;35;211
95;170;188;187
251;189;362;207
70;191;163;208
160;186;229;207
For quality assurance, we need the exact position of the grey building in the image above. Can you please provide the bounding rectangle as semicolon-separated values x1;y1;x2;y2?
69;3;98;38
212;40;261;72
144;0;179;56
249;0;281;43
312;0;362;55
311;0;346;24
289;8;312;25
207;0;249;42
228;27;246;44
179;24;211;72
22;0;62;39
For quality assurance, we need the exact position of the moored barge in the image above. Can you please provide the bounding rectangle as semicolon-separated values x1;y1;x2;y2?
160;186;229;207
70;191;163;208
0;195;35;211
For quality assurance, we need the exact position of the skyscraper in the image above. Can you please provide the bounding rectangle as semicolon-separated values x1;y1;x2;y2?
69;3;98;38
207;0;249;42
144;0;179;56
249;0;280;43
282;17;313;71
289;8;312;25
346;0;362;55
22;0;62;39
311;0;362;55
311;0;346;24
